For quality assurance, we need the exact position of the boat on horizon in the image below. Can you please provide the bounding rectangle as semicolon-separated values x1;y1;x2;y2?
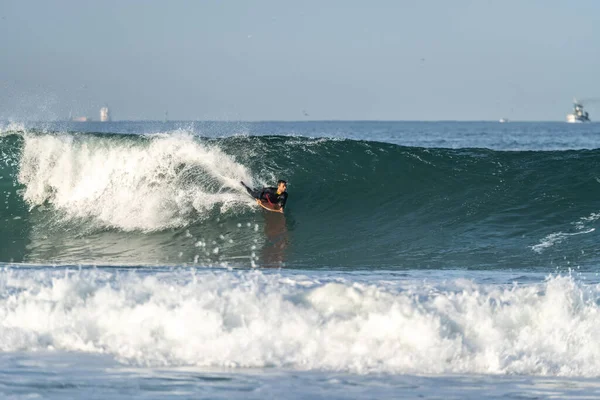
567;99;590;123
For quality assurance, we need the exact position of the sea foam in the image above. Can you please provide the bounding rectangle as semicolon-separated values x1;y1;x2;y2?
1;268;599;376
17;133;255;231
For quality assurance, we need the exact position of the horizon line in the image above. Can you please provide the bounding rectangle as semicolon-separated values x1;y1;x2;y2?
1;118;583;124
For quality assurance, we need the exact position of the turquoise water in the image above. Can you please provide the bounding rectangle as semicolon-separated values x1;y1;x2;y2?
1;120;600;399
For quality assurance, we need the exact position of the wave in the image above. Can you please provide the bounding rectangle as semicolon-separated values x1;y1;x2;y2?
1;268;599;376
17;132;254;231
1;130;600;268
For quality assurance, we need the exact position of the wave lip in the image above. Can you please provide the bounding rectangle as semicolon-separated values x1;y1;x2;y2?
1;269;599;376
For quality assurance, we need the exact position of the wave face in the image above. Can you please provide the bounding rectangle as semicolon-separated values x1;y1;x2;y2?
1;268;600;376
1;131;600;268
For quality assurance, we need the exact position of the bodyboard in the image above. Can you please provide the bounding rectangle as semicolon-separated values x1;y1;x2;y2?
258;200;282;213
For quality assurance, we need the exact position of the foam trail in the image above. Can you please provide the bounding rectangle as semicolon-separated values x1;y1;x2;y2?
532;211;600;253
1;268;600;376
17;133;254;231
531;228;595;253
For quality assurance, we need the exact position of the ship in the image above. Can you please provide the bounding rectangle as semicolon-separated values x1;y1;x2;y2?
566;99;590;123
68;111;91;122
100;105;111;122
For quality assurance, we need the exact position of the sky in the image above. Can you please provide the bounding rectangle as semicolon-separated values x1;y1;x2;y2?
0;0;599;121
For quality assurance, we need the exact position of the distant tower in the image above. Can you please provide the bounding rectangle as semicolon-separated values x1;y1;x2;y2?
100;105;111;122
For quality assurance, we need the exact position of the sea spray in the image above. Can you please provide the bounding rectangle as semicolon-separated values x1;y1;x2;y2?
1;267;600;376
17;133;255;231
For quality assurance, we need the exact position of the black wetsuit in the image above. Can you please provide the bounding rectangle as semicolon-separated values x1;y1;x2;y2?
244;184;288;209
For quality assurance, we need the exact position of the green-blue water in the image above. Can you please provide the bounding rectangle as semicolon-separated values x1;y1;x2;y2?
2;120;600;399
1;121;600;270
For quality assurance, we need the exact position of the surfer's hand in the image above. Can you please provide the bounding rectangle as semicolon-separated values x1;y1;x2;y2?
256;199;261;205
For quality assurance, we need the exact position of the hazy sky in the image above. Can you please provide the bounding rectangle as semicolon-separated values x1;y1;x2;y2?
1;0;598;121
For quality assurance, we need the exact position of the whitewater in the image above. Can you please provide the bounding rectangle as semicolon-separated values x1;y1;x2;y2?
1;120;600;399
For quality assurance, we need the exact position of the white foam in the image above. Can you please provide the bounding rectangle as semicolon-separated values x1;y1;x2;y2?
531;229;595;253
17;133;256;231
532;211;600;253
575;212;600;229
1;268;600;376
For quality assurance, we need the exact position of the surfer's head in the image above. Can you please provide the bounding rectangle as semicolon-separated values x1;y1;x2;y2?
277;180;287;193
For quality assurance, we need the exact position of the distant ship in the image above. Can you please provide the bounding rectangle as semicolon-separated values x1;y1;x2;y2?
68;112;91;122
100;105;111;122
499;118;509;123
566;100;590;123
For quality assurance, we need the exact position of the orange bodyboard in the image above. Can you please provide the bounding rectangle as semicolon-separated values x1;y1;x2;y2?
258;200;283;213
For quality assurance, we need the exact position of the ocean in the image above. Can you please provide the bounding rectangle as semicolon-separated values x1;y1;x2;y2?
1;120;600;399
